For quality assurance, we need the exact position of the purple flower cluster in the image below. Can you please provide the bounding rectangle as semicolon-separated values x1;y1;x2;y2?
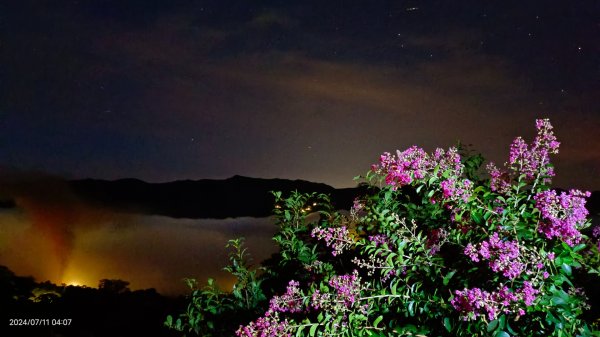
508;119;559;180
373;147;428;189
368;234;389;247
440;178;473;203
487;119;560;192
426;228;448;255
487;162;511;194
236;311;291;337
451;282;539;321
371;146;464;190
521;281;539;306
350;198;366;220
310;290;328;310
451;287;511;321
534;189;590;246
380;269;396;283
432;147;463;175
269;280;303;314
464;232;524;279
593;226;600;238
311;226;354;256
593;226;600;250
328;270;361;308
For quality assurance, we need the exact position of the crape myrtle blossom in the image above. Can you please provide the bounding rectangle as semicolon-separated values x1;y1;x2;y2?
426;228;448;255
534;189;591;246
487;162;511;194
350;198;366;220
328;271;362;308
508;119;559;181
269;280;304;314
593;226;600;239
440;178;473;203
451;282;539;321
235;311;291;337
311;226;354;256
464;232;525;279
593;226;600;250
371;146;464;191
368;234;389;247
486;118;560;192
311;271;366;312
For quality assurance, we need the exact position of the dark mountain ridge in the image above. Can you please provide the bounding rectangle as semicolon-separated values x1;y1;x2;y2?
1;175;598;220
68;175;366;219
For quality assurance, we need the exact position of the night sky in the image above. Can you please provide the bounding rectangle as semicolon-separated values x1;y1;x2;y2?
1;0;599;189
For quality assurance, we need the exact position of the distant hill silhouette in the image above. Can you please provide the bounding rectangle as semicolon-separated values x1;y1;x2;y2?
1;175;598;221
68;175;367;219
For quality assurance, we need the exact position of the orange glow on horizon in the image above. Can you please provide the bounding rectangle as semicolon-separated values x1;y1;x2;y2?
61;264;94;288
64;280;83;287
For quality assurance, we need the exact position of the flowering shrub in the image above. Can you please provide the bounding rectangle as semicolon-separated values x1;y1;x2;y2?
169;119;600;336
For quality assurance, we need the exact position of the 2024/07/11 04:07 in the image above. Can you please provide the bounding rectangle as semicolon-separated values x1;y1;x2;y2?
9;318;72;326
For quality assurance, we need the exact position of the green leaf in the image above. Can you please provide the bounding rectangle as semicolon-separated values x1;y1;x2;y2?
309;323;318;336
561;263;572;276
373;315;383;328
296;324;306;337
506;321;516;335
487;319;499;332
471;211;482;224
390;280;398;295
443;270;456;286
454;211;462;222
443;317;452;332
408;301;415;316
495;331;510;337
551;296;566;306
499;314;506;329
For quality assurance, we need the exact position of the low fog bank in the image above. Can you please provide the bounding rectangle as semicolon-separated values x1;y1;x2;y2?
0;208;277;295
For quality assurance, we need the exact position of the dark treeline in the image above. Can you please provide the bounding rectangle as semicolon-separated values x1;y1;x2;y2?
0;265;183;337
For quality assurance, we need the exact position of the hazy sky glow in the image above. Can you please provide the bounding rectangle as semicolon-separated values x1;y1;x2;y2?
0;0;598;189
